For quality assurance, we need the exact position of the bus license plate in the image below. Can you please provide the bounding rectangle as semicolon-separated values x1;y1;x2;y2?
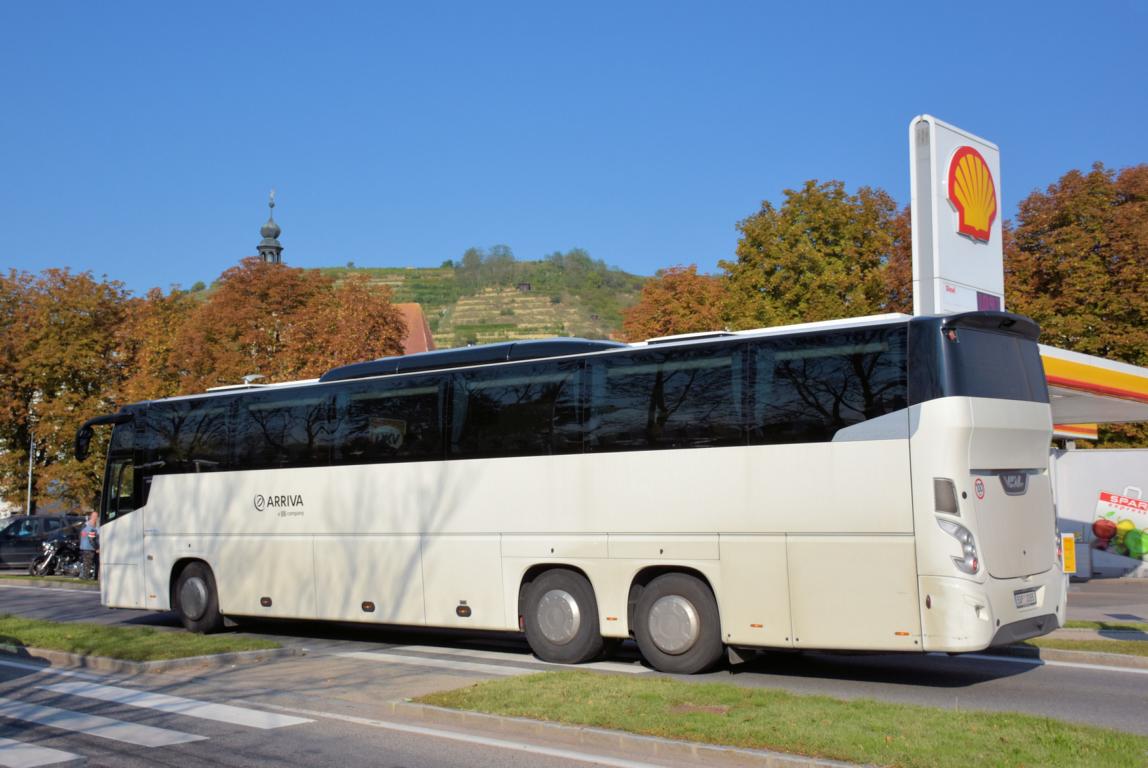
1014;589;1037;609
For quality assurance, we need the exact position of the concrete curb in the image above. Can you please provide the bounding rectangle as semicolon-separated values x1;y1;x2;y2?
989;644;1148;669
0;578;99;591
385;701;862;768
0;646;303;675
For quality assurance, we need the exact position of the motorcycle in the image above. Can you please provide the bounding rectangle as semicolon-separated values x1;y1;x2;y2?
28;533;97;579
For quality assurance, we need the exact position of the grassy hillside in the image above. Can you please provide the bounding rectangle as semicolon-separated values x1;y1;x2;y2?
321;257;646;348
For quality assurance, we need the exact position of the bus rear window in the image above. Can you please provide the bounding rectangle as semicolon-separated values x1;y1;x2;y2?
944;328;1048;403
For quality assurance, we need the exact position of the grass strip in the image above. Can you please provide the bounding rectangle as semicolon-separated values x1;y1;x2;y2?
1064;620;1148;633
418;671;1148;768
0;615;279;662
1027;637;1148;657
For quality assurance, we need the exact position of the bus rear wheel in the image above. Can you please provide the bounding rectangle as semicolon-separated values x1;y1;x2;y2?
634;573;723;674
174;562;225;634
523;569;604;665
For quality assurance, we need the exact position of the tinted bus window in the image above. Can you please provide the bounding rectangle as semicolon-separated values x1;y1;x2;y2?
333;375;445;464
105;422;137;519
450;361;581;459
234;390;334;469
142;398;232;474
588;344;744;452
751;327;907;445
944;328;1049;403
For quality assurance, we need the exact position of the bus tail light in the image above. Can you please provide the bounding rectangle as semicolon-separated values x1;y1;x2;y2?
933;478;959;516
937;518;980;575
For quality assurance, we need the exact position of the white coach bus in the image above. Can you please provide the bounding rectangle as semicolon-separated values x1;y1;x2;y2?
76;310;1066;673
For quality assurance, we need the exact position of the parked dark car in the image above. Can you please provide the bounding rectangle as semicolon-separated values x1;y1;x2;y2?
0;514;85;569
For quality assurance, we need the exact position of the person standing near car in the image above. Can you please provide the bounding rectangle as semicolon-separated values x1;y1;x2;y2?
80;511;99;580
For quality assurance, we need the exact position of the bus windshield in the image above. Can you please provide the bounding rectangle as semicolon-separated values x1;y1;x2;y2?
943;327;1049;403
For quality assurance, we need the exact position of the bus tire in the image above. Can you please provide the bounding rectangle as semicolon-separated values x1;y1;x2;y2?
634;573;723;674
523;569;604;664
174;562;225;634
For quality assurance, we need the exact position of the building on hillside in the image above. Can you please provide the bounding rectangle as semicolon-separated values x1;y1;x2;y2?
395;303;436;354
256;190;284;264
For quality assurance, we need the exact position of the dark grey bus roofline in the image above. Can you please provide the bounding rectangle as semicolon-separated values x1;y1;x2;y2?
938;310;1040;341
313;310;1038;385
318;338;627;383
76;310;1040;420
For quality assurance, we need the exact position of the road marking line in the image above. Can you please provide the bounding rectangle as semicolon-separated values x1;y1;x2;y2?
0;660;98;681
0;737;82;768
962;653;1148;676
391;645;646;674
335;651;536;676
251;702;670;768
0;697;204;747
39;683;311;730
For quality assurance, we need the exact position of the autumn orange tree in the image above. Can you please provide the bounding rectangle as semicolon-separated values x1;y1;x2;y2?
0;269;128;511
117;287;198;403
0;259;407;511
620;265;725;341
883;206;913;314
1006;163;1148;446
170;259;406;391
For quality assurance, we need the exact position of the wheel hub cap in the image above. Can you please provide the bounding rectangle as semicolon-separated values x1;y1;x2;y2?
648;595;700;655
537;589;581;645
179;577;209;621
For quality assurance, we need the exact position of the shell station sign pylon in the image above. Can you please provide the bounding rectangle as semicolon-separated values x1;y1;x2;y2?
910;116;1005;315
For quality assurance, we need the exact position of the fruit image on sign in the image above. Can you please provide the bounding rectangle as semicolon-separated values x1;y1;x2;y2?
1093;489;1148;562
947;146;997;242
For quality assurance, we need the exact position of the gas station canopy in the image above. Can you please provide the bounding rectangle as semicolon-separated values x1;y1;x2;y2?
1041;345;1148;438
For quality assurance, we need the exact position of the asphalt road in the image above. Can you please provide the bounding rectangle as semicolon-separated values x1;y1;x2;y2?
1064;578;1148;623
0;579;1146;767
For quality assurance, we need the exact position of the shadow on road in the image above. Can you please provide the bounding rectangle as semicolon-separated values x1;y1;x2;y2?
729;648;1037;688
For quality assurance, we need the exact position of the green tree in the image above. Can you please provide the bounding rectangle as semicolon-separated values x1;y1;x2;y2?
1005;163;1148;446
720;180;900;329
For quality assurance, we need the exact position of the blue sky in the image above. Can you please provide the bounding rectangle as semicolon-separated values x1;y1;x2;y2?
1;2;1144;294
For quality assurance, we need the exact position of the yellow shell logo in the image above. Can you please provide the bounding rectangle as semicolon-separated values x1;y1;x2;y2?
947;146;997;242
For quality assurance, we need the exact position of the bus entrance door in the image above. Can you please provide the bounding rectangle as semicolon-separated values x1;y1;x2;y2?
101;448;145;608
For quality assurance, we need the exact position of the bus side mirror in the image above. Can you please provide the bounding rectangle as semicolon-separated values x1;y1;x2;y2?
75;426;93;462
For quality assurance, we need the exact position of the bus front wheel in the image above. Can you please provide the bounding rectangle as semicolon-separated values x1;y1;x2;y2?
523;569;604;665
634;573;723;674
174;562;225;634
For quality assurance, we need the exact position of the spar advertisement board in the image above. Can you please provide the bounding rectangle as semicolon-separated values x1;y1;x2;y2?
1093;489;1148;561
1051;448;1148;573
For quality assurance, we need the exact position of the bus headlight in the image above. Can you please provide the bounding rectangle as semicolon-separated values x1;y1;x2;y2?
937;518;980;575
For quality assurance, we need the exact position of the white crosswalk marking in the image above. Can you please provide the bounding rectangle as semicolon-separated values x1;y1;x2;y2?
0;697;204;747
40;683;311;730
393;645;647;674
0;737;82;768
336;651;536;676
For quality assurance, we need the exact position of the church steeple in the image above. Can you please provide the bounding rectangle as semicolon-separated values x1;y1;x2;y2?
256;190;283;264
